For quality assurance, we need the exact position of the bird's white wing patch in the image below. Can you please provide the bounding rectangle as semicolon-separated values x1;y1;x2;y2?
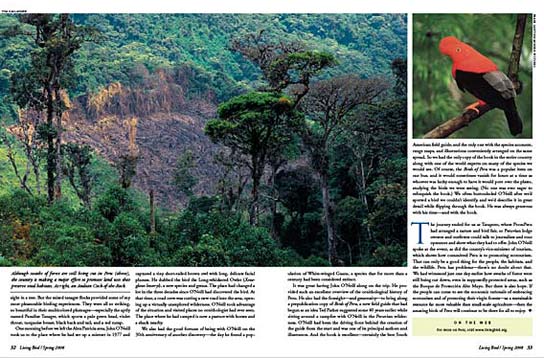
483;71;516;100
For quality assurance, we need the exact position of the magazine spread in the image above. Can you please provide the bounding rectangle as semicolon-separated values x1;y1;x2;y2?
0;0;541;357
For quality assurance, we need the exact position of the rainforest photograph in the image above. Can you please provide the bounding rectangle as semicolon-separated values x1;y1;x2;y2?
413;14;532;139
0;14;407;267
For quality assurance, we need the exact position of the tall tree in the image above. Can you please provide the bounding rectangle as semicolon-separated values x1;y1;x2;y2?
10;14;97;203
208;32;335;225
173;150;197;197
391;57;407;97
300;75;388;265
63;143;94;208
117;117;139;189
205;92;297;225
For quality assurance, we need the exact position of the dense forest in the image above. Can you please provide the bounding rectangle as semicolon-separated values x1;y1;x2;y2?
0;14;407;267
413;14;532;138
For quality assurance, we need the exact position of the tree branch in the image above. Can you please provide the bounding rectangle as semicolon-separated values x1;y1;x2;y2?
1;133;33;195
423;14;528;139
507;14;528;87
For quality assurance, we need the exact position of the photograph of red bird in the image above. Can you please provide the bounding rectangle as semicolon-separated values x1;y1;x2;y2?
439;36;523;136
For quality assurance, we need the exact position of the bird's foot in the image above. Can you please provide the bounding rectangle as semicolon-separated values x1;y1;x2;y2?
464;100;486;115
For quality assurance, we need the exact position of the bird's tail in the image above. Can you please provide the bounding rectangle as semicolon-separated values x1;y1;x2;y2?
504;103;523;136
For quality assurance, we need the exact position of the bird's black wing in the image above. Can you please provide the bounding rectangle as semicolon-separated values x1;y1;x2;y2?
454;70;515;109
455;70;522;135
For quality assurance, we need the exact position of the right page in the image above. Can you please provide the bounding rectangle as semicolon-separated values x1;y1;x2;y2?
410;10;541;356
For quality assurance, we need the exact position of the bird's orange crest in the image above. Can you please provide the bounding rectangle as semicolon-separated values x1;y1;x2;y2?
438;36;498;77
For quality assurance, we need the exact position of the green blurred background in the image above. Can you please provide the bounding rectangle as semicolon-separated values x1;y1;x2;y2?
413;14;533;138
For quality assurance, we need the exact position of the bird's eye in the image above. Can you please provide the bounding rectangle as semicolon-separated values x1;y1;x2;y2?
455;48;461;52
